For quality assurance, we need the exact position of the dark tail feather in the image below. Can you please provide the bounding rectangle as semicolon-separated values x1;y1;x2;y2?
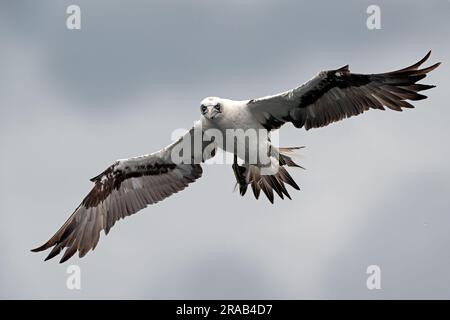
232;147;304;203
232;161;248;196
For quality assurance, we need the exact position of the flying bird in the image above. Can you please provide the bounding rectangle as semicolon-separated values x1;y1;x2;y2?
32;51;440;263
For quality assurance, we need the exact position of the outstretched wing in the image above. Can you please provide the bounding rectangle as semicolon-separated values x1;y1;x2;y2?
32;125;215;263
247;51;440;130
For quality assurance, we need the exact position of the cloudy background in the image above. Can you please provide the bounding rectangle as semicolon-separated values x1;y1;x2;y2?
1;0;449;299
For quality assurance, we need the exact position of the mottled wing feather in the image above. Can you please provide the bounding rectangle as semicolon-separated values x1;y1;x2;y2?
32;126;215;263
247;51;440;130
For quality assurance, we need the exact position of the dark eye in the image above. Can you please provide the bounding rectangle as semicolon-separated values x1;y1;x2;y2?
214;104;221;111
201;105;207;113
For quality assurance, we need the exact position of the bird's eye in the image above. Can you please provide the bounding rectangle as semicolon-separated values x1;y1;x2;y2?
201;105;207;113
214;104;221;111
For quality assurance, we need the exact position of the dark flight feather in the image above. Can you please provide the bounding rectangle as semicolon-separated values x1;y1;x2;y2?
32;128;214;263
248;51;440;131
232;148;302;203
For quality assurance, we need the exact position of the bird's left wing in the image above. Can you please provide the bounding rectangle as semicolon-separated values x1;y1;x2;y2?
32;125;215;263
247;51;440;130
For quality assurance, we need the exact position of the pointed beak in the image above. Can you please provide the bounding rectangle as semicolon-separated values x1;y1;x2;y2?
206;106;220;119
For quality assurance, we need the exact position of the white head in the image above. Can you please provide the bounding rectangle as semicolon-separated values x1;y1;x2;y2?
200;97;224;120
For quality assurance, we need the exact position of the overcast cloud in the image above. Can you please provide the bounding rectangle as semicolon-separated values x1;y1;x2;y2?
0;0;449;299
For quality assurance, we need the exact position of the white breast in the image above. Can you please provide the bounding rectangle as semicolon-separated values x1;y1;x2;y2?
203;99;262;131
201;99;269;163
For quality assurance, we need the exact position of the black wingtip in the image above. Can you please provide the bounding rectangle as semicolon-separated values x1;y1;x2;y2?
417;50;432;67
59;249;76;264
44;250;59;261
434;62;442;69
394;50;435;73
419;62;441;74
44;253;54;262
31;243;47;253
336;65;350;72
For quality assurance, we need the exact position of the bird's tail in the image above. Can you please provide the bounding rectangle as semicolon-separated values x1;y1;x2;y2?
232;147;305;203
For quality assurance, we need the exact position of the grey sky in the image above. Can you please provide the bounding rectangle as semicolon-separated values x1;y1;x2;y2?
0;0;449;299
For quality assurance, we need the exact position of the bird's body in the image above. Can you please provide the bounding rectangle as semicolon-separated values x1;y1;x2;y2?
201;98;255;132
200;97;272;166
32;51;441;263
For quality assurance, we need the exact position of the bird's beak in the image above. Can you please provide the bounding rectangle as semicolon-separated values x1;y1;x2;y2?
207;106;218;119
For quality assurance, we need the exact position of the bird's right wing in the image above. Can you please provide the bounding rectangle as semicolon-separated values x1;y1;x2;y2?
32;124;215;263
